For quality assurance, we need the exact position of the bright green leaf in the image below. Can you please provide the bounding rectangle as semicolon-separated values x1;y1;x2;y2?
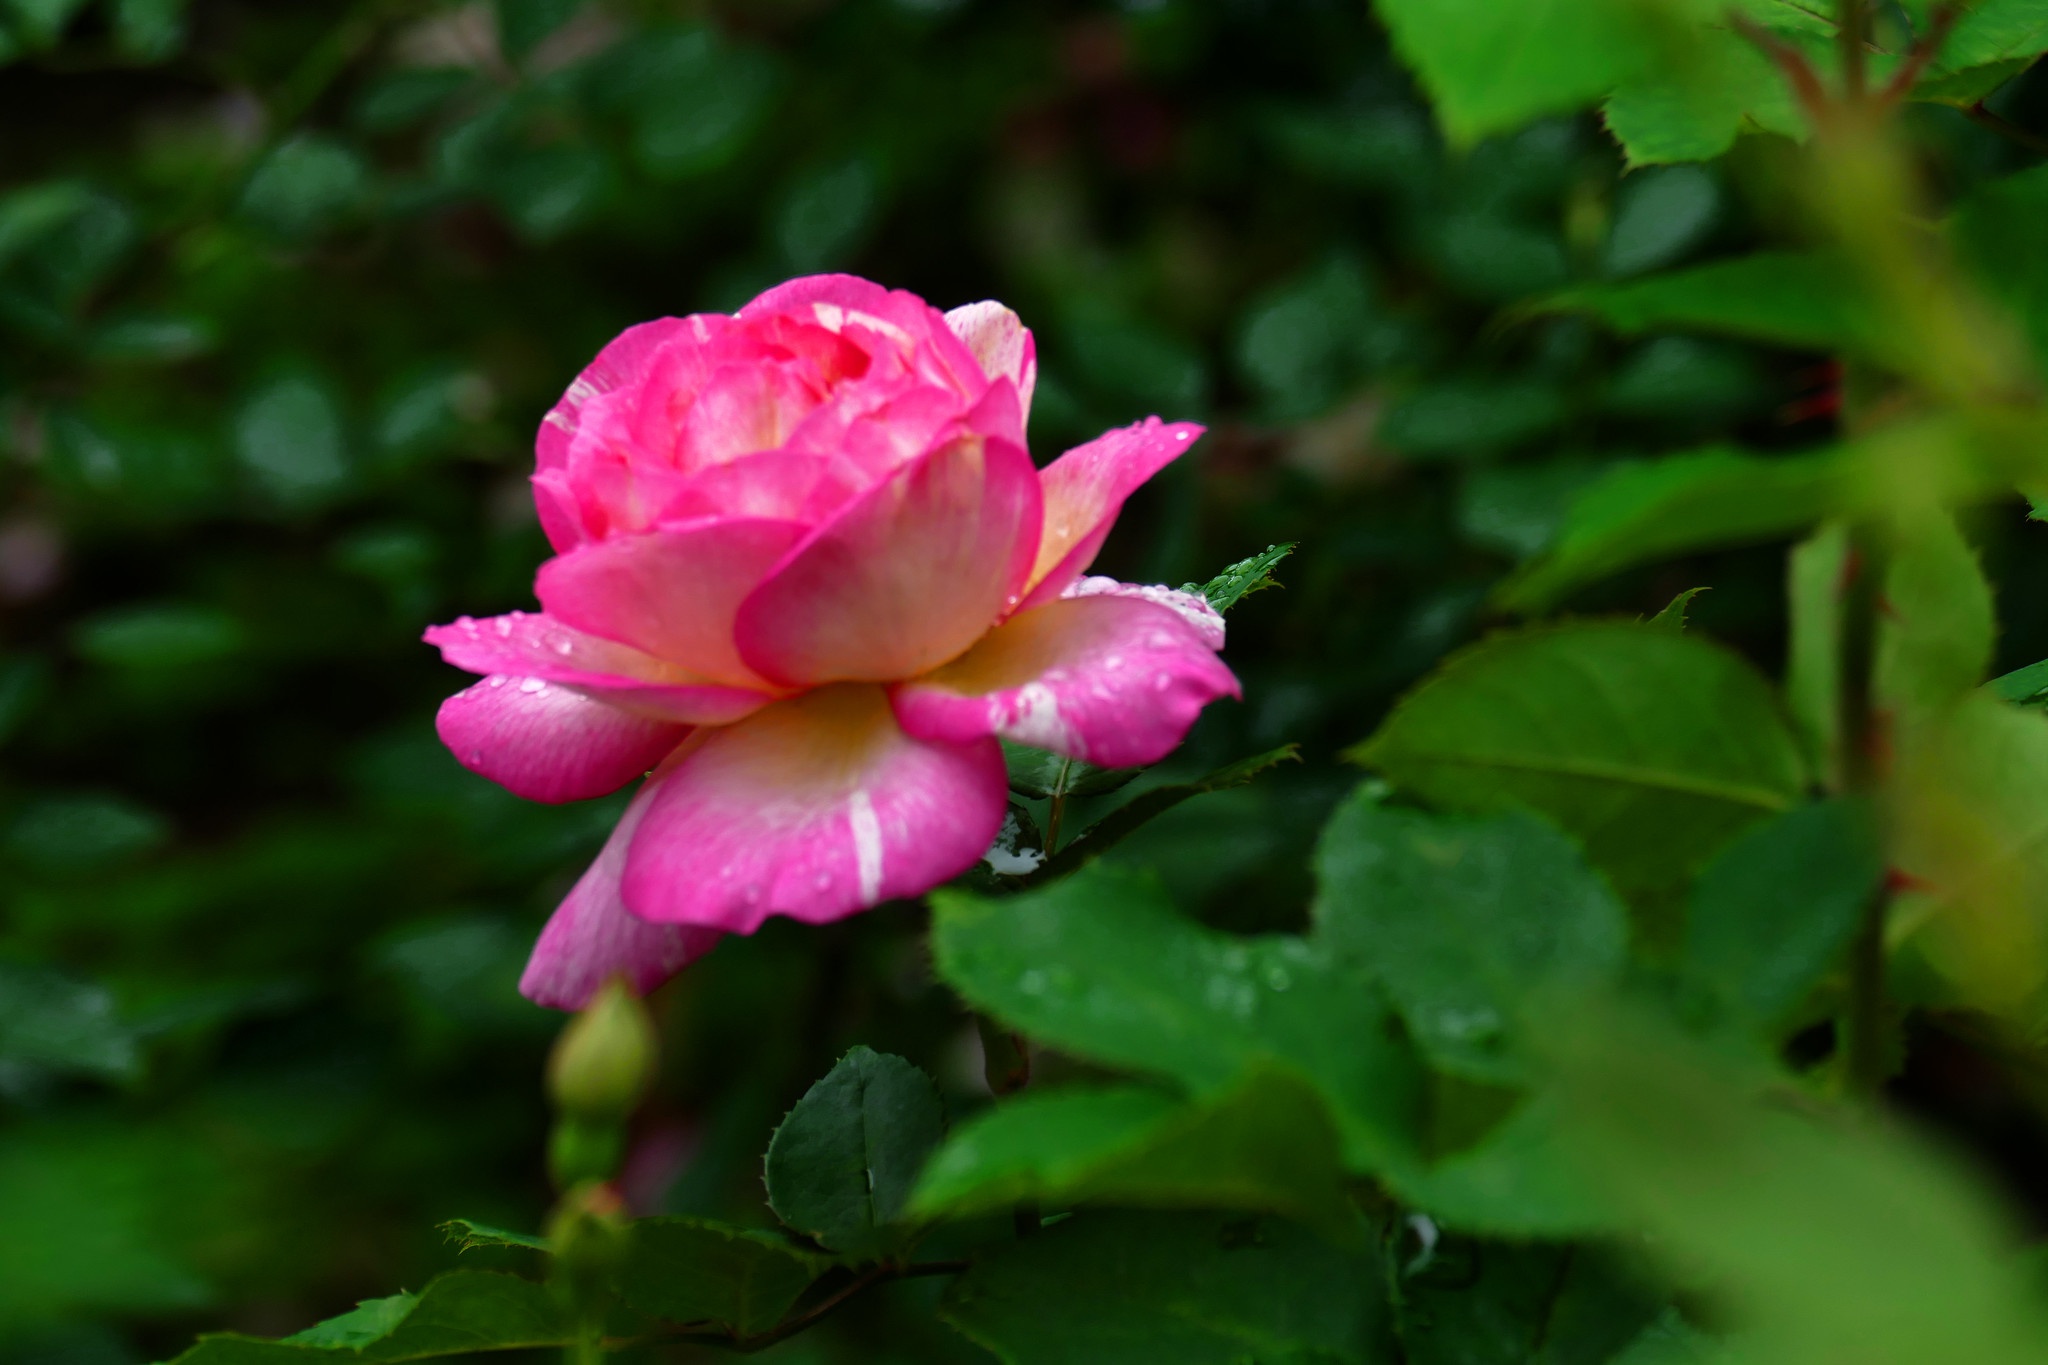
1351;623;1809;903
910;1069;1355;1239
161;1271;577;1363
1786;522;1851;787
1877;513;1995;723
1646;587;1708;632
1382;1094;1615;1238
1181;542;1295;613
763;1046;946;1256
438;1220;548;1254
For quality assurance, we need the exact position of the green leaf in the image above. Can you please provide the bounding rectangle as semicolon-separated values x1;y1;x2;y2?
941;1211;1388;1365
161;1271;577;1363
1954;165;2048;378
1537;252;1876;354
1382;1094;1614;1238
1032;745;1301;881
1537;1002;2048;1365
1181;541;1296;613
930;863;1424;1173
438;1220;548;1254
0;961;140;1083
1939;0;2048;73
1685;799;1884;1026
1988;657;2048;705
611;1217;832;1337
1646;587;1707;632
1350;623;1809;904
763;1046;946;1256
1785;522;1851;787
909;1068;1356;1240
1372;0;1661;144
1603;32;1795;167
1495;448;1841;613
1312;799;1628;1082
1379;377;1570;459
1877;513;1995;723
1001;742;1138;802
1396;1238;1659;1365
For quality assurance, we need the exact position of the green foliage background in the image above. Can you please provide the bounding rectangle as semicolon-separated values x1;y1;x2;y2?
8;0;2048;1361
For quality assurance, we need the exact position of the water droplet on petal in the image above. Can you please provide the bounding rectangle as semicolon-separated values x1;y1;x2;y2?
487;675;507;688
519;677;547;693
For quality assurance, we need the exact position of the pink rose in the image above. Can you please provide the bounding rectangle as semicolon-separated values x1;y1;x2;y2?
424;275;1237;1009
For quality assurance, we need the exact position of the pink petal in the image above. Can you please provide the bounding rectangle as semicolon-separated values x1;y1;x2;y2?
437;675;688;803
740;274;991;406
734;433;1042;686
521;771;723;1009
423;611;776;725
891;594;1239;768
1018;418;1205;611
619;684;1006;934
944;300;1038;424
534;518;806;686
1061;575;1226;650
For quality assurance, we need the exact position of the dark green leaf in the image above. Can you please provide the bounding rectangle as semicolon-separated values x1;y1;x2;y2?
438;1220;548;1254
1379;377;1569;459
1351;623;1809;903
161;1271;577;1363
763;1046;946;1256
1988;657;2048;705
910;1068;1356;1240
941;1211;1388;1365
1181;542;1296;613
1645;588;1707;633
1382;1094;1613;1238
1001;742;1138;802
611;1217;832;1337
1313;799;1627;1082
1538;252;1877;354
1495;448;1841;613
1685;799;1883;1026
930;864;1424;1173
0;961;139;1083
1397;1238;1659;1365
1032;746;1300;881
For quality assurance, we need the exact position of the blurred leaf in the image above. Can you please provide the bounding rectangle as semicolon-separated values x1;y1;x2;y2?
763;1046;946;1256
1599;338;1765;427
910;1069;1355;1238
1603;166;1722;278
777;157;879;271
606;27;778;181
1430;212;1571;301
4;793;168;872
112;0;188;62
941;1211;1387;1365
0;653;49;745
930;863;1424;1173
1035;745;1300;879
1396;1239;1659;1365
2;0;88;50
1313;798;1627;1082
1939;0;2048;73
1235;258;1398;417
1603;34;1795;168
1063;312;1209;417
238;136;370;240
1953;162;2048;380
352;69;474;134
1496;448;1841;613
1540;252;1876;353
87;314;218;364
612;1217;832;1336
1685;798;1883;1027
1351;623;1808;903
1372;0;1659;144
72;604;244;669
1537;1001;2048;1365
1877;513;1995;721
494;0;576;61
1786;521;1851;786
1383;1094;1613;1237
1458;458;1606;561
1379;378;1569;460
1182;542;1295;613
0;962;139;1085
234;375;349;507
162;1271;577;1362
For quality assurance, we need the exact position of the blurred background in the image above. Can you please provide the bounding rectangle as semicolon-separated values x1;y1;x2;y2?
5;1;2048;1361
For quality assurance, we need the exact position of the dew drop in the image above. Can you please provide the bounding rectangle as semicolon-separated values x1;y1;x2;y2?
486;675;508;688
519;677;547;693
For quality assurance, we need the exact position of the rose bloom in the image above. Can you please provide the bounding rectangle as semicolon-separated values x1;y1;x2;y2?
426;275;1237;1008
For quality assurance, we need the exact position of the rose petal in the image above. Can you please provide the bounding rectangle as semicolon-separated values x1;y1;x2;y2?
741;274;991;405
437;675;687;803
424;611;775;725
1018;418;1205;611
944;300;1038;424
520;771;722;1009
892;594;1238;768
535;518;806;685
734;433;1042;686
620;684;1006;934
1061;575;1226;650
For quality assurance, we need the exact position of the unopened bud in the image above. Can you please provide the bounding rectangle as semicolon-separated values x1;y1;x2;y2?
547;978;657;1119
